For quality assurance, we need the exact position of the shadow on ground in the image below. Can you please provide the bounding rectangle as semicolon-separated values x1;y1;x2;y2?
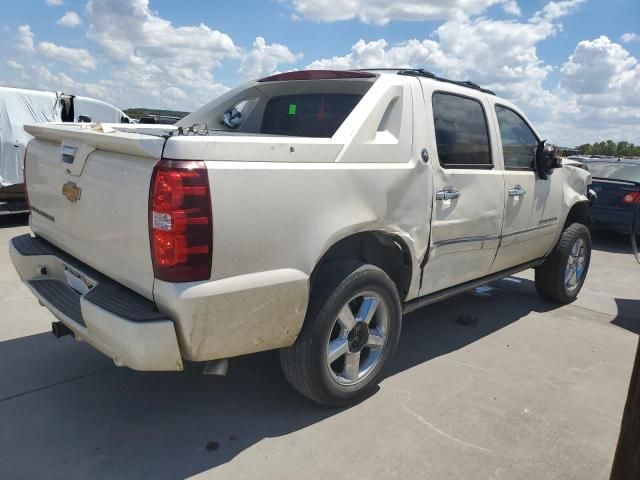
0;283;558;480
591;229;638;255
0;213;29;230
612;299;640;335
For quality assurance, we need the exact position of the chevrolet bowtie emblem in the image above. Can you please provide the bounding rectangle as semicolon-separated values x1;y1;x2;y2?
62;181;82;202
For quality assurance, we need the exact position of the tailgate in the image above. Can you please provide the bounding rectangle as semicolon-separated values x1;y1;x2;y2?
24;124;166;299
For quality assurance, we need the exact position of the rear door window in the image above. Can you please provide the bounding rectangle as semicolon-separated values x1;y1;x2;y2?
432;93;492;169
261;94;362;138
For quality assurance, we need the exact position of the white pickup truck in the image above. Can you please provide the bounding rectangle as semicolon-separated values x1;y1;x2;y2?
10;69;593;406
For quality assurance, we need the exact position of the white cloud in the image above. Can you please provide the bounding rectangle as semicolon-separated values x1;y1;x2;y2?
306;1;581;100
38;65;111;100
555;36;640;139
561;36;638;95
85;0;238;66
3;62;110;101
81;0;238;109
16;25;35;53
502;1;522;15
37;42;96;71
46;0;64;5
621;33;639;43
7;60;24;71
57;11;82;28
518;35;640;144
7;2;243;111
287;0;521;24
14;25;95;72
308;38;449;71
531;0;585;22
4;0;637;145
239;37;302;78
307;1;640;145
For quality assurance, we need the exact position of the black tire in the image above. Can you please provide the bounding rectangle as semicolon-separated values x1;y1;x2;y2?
280;261;402;407
535;222;591;304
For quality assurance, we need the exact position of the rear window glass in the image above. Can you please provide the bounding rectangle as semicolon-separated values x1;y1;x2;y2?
261;94;362;137
586;162;640;182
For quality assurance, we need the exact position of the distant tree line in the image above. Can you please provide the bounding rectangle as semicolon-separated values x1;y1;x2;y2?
576;140;640;157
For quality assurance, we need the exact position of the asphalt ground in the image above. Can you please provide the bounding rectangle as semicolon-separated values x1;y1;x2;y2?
1;214;638;479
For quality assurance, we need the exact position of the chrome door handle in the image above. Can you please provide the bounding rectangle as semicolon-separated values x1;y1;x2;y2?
508;185;527;197
436;188;461;201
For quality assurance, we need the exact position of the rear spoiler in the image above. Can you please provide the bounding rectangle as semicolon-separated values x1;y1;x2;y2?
24;123;168;159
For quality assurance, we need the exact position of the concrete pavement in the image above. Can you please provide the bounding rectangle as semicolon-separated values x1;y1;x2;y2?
0;214;638;479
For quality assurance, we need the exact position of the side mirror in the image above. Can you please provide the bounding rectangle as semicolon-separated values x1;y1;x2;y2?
535;140;562;180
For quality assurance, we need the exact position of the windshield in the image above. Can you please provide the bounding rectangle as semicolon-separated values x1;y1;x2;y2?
587;162;640;182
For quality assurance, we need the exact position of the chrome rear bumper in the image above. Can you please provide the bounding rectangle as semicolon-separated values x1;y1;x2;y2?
9;234;183;371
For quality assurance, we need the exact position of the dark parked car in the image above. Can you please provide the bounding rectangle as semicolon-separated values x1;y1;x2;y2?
582;159;640;236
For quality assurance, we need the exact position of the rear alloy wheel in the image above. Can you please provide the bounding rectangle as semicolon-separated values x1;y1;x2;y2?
535;222;591;304
326;291;389;386
280;262;401;407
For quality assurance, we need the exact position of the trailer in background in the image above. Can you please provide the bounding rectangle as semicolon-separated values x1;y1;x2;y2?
0;86;130;215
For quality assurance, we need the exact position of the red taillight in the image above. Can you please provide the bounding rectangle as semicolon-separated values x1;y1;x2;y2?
149;160;212;282
622;192;640;205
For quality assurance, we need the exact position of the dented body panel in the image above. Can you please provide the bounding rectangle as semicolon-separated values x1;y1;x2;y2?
153;75;430;360
553;164;592;247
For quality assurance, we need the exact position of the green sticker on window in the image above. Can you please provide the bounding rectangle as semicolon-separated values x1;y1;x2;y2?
288;104;297;115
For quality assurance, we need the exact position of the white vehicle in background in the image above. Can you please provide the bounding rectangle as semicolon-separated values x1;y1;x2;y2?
0;86;130;216
10;69;593;406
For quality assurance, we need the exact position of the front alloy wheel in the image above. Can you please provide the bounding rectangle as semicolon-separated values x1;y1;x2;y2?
535;222;591;304
564;238;587;291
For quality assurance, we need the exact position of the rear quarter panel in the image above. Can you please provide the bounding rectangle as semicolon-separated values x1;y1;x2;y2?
157;158;431;361
154;76;433;361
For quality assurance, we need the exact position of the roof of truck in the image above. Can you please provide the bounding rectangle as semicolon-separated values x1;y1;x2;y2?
257;69;495;96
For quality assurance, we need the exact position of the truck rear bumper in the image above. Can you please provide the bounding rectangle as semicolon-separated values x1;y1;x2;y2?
9;234;183;371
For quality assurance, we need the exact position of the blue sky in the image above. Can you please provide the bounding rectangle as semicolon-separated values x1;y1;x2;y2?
1;0;639;145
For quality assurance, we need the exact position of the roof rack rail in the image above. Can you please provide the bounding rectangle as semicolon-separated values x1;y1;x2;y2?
348;68;496;95
352;68;417;72
395;69;495;96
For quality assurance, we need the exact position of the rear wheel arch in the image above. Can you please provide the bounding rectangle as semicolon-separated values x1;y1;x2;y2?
281;261;403;406
311;231;413;301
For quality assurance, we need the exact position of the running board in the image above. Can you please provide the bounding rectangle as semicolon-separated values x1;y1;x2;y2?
402;259;544;315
